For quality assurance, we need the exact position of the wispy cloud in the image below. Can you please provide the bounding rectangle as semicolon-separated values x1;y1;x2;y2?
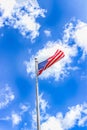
41;103;87;130
20;103;30;114
0;84;15;109
39;93;49;113
0;103;30;127
31;108;37;130
31;93;49;130
11;103;30;126
1;96;87;130
11;112;22;126
0;0;45;40
21;122;30;130
0;116;10;121
39;94;49;122
44;30;51;37
31;94;87;130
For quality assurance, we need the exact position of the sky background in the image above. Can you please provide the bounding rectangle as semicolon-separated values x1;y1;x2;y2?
0;0;87;130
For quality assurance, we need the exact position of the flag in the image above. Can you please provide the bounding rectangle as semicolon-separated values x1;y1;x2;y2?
38;49;65;75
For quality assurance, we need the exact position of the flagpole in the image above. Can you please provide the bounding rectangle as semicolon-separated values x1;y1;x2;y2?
35;58;41;130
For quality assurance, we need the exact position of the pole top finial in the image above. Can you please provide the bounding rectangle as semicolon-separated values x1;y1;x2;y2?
35;57;38;61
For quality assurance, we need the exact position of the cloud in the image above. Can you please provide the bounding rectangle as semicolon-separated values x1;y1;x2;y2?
0;84;15;109
63;20;87;59
44;30;51;37
11;103;30;126
0;0;45;40
39;94;49;122
11;112;22;126
31;93;49;130
0;103;30;127
74;21;87;52
39;93;49;113
1;96;87;130
73;21;87;59
31;94;87;130
41;102;87;130
62;104;83;129
20;103;30;114
41;116;63;130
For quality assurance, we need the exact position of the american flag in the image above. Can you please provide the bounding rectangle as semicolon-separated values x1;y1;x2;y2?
38;49;65;75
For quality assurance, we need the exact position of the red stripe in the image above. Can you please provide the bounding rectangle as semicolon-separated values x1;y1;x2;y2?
46;50;62;68
46;54;64;69
38;69;43;75
48;50;59;61
48;50;61;62
46;52;64;69
45;50;63;69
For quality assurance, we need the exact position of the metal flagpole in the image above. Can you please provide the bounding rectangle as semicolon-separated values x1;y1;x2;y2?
35;58;41;130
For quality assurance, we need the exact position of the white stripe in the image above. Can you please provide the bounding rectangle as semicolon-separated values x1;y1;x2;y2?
46;52;64;68
48;50;60;61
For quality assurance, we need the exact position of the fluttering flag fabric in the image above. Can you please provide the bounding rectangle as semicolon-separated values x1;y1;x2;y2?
38;49;65;75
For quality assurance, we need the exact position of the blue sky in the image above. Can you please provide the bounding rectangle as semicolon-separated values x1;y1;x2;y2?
0;0;87;130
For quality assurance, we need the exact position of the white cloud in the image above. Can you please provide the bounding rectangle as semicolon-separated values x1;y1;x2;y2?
25;41;78;80
31;94;49;130
0;103;30;127
0;113;21;126
11;112;22;126
0;0;16;17
39;93;49;113
11;103;30;126
73;21;87;59
1;96;87;130
20;104;29;111
41;103;87;130
63;22;74;43
20;104;30;114
31;109;37;130
63;20;87;59
44;30;51;37
78;116;87;126
39;94;49;122
31;95;87;130
63;105;83;129
0;84;15;109
41;116;63;130
74;21;87;52
0;0;45;40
